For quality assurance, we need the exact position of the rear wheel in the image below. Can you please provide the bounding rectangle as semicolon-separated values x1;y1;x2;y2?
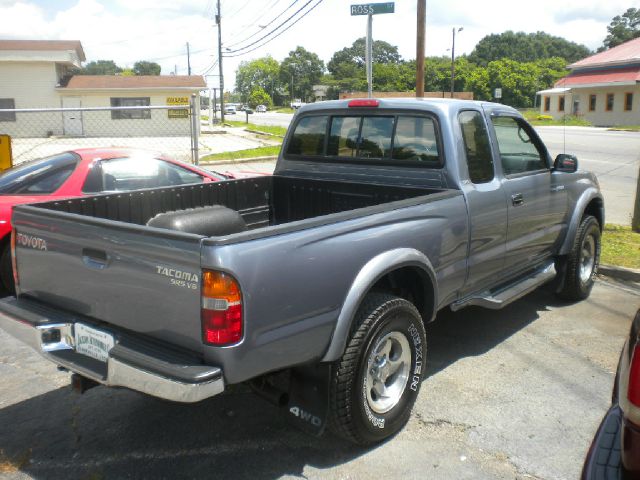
328;293;426;444
0;243;14;295
557;215;600;301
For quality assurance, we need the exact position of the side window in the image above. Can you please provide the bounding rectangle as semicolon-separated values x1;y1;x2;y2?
392;116;440;166
459;111;494;184
20;164;76;194
491;116;547;175
160;161;205;186
286;115;327;156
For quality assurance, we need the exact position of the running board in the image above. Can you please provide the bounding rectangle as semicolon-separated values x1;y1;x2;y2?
451;262;556;312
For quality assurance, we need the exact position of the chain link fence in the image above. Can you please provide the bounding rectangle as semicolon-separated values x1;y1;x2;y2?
0;99;202;165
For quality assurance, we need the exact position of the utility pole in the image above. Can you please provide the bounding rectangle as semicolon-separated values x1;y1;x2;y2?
186;42;191;75
216;0;225;123
416;0;426;97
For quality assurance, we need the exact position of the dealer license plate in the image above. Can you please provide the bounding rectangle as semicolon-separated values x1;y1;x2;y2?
74;323;115;363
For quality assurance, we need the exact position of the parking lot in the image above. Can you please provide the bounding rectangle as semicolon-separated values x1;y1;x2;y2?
0;277;637;479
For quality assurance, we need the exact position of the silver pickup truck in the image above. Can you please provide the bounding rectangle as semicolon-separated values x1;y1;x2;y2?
0;98;603;444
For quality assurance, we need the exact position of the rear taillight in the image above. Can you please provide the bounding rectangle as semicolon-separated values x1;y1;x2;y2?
10;228;18;289
629;344;640;407
201;270;243;346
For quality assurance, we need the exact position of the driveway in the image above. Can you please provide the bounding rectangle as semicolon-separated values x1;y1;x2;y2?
0;278;637;479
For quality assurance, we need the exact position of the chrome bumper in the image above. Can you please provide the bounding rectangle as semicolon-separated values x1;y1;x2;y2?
0;298;224;403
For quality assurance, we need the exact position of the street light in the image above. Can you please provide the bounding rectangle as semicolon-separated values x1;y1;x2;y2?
450;26;463;97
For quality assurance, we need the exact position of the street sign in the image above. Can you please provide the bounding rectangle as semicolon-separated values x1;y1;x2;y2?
494;88;502;99
350;2;394;15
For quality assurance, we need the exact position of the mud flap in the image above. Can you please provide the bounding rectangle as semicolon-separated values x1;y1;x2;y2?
286;363;331;436
553;257;567;293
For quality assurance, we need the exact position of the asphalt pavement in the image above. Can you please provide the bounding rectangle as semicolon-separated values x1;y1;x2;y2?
0;278;637;479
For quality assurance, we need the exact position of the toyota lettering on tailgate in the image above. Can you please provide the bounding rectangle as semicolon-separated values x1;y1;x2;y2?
16;233;47;251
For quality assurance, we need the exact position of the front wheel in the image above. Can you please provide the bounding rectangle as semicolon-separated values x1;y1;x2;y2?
557;215;601;301
328;293;426;444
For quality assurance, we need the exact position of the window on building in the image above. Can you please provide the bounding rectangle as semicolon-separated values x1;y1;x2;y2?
606;93;614;111
558;96;565;112
0;98;16;122
544;97;550;112
110;97;151;119
589;94;597;111
459;110;494;184
625;93;634;111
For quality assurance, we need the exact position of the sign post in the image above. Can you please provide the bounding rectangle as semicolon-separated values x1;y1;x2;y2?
350;3;395;98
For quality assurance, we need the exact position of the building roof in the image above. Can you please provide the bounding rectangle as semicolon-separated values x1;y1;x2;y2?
64;75;206;90
555;66;640;88
0;39;85;61
569;37;640;69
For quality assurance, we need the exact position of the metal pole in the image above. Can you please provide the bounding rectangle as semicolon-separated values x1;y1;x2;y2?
213;88;217;122
366;14;373;98
209;87;213;127
186;42;191;76
416;0;426;97
450;28;455;97
190;94;199;165
217;0;225;124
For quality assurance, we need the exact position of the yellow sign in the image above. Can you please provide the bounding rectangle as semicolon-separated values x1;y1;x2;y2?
0;135;12;172
167;97;189;119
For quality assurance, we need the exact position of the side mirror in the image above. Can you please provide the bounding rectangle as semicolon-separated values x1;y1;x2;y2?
554;154;578;173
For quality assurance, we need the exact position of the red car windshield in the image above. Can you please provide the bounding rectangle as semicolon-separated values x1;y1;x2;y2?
0;152;79;195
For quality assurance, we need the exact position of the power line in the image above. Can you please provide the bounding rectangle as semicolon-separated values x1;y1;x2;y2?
222;0;290;48
224;0;317;55
223;0;324;58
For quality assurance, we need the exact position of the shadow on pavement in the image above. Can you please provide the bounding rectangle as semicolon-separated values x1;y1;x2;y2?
0;285;565;479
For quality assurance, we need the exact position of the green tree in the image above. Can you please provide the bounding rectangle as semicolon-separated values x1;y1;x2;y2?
280;46;325;102
486;59;541;108
82;60;122;75
235;56;280;103
248;86;273;109
328;37;402;76
602;8;640;49
468;31;590;66
133;60;161;75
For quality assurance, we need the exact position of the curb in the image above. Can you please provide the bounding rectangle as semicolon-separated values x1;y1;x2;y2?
599;264;640;283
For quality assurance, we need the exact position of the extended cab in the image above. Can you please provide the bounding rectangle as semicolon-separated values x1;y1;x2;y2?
0;98;604;444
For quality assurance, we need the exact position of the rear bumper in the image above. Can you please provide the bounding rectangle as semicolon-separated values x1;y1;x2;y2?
0;297;224;403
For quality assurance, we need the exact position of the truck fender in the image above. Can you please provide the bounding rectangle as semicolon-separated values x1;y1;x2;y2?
559;189;604;256
320;248;437;363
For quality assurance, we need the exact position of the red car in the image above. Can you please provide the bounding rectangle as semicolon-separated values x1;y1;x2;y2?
582;309;640;479
0;148;229;292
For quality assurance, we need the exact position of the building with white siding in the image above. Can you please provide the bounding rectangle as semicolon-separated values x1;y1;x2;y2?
0;40;205;138
538;37;640;126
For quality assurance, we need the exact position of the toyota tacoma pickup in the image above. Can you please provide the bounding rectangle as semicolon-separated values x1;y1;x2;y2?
0;98;603;444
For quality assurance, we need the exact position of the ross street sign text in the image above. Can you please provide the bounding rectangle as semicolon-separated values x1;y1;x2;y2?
350;2;394;15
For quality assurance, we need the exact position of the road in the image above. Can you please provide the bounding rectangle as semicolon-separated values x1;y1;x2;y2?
247;114;640;226
0;279;636;479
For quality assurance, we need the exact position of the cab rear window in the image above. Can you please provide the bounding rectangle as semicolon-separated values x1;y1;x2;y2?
285;114;442;167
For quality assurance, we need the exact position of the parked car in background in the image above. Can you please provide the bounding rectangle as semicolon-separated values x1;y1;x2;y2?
224;105;237;115
256;105;267;113
0;148;228;293
582;309;640;479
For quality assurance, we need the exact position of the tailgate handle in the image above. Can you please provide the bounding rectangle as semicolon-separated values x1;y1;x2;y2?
82;248;110;270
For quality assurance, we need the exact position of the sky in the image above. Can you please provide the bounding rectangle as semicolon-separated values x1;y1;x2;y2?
0;0;634;90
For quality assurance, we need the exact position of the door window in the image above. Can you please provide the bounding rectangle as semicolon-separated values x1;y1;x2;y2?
491;116;547;175
459;111;494;184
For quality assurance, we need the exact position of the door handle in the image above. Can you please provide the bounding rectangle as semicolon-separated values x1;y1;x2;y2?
82;248;109;269
511;193;524;206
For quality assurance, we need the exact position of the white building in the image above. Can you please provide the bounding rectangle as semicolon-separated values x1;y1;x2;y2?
0;39;205;137
538;37;640;126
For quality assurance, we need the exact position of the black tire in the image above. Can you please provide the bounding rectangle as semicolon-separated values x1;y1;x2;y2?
557;215;600;301
328;293;426;444
0;243;14;295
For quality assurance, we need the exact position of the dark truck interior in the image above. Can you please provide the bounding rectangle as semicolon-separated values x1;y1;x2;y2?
36;176;438;237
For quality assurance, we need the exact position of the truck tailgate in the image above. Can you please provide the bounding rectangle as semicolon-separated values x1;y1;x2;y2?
12;206;204;353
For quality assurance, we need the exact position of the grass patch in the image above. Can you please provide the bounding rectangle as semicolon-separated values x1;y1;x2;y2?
200;145;281;162
521;109;592;127
223;120;287;137
273;107;295;114
608;125;640;132
601;224;640;269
